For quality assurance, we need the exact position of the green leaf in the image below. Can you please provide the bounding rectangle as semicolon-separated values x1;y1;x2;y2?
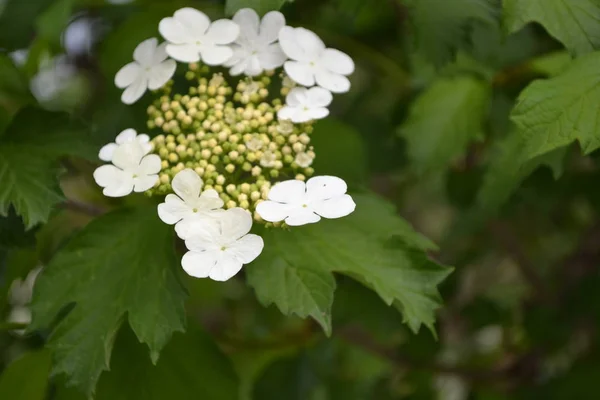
0;107;95;229
248;192;452;335
247;258;336;335
0;350;52;400
35;0;77;48
503;0;600;56
225;0;292;16
0;0;55;50
30;206;187;396
511;51;600;160
398;76;491;174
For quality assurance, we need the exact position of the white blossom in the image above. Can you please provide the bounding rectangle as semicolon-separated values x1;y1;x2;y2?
115;38;176;105
278;26;354;93
30;54;77;106
245;135;263;151
182;208;264;281
294;152;313;168
98;128;152;162
260;150;277;167
7;266;42;336
159;7;239;65
93;141;161;197
157;169;225;239
224;8;286;76
278;87;332;123
277;119;294;135
256;175;355;226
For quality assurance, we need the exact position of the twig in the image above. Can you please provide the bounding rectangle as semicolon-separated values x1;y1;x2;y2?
61;199;105;217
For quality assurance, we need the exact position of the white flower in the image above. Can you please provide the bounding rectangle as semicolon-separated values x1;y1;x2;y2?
30;54;77;105
294;152;313;168
157;169;225;239
98;128;152;162
279;26;354;93
93;141;161;197
260;150;277;167
182;208;264;281
277;119;294;135
245;135;263;151
115;38;176;104
224;8;286;76
159;7;239;65
256;175;355;226
278;87;332;123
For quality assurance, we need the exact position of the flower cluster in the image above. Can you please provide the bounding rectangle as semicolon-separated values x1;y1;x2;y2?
93;7;357;281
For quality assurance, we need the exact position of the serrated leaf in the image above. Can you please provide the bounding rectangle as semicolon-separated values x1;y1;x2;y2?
225;0;292;16
399;76;491;174
0;350;52;400
248;257;335;335
30;206;187;396
511;51;600;160
503;0;600;56
249;192;452;335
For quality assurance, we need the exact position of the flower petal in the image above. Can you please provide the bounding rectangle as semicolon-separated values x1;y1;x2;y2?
276;106;297;121
137;134;150;143
152;42;169;64
284;61;315;87
307;107;329;120
224;45;247;67
112;141;144;170
197;189;224;210
116;128;137;143
228;234;264;264
295;27;325;56
285;208;321;226
259;11;285;43
311;194;356;219
159;17;192;44
278;26;311;61
121;76;148;104
205;19;240;45
172;168;203;204
133;174;158;192
209;255;243;281
286;87;309;107
259;43;286;70
94;165;134;197
307;87;333;107
219;208;253;240
315;69;351;93
115;62;141;88
138;154;161;175
158;194;192;224
176;212;222;240
199;45;233;66
233;8;259;44
321;48;354;75
133;38;158;66
174;7;210;39
181;250;219;278
98;143;117;162
244;56;262;76
229;59;249;76
267;179;306;204
165;43;201;63
147;59;176;90
306;175;348;201
255;200;292;222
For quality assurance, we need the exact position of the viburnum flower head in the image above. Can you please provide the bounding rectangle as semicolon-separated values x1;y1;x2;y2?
93;141;160;197
115;38;176;104
279;26;355;93
182;208;264;281
98;128;152;162
256;176;356;226
157;169;225;239
159;7;239;65
224;8;286;76
278;87;332;123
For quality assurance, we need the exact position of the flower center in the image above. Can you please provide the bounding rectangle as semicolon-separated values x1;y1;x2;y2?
302;204;308;208
132;174;138;178
220;245;227;251
303;106;309;111
192;208;198;213
309;61;316;67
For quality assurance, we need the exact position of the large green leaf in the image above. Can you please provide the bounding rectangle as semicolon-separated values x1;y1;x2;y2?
225;0;292;16
503;0;600;56
511;51;600;160
29;206;187;396
398;76;491;174
0;0;55;50
0;350;52;400
248;193;452;335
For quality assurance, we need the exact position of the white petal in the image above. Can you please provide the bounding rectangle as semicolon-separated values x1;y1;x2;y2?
290;109;313;123
94;164;121;188
228;234;264;264
219;208;253;240
223;44;247;67
138;154;161;175
147;59;176;90
200;45;233;66
166;43;201;63
94;165;134;197
137;134;150;143
229;59;249;76
294;27;325;56
176;213;221;240
174;7;210;39
306;175;348;200
98;143;117;162
133;174;158;192
121;76;148;104
307;107;329;120
159;17;192;44
307;87;333;107
277;106;296;121
233;8;259;45
244;56;262;76
279;26;311;61
172;168;203;204
112;141;144;170
284;61;315;87
182;250;219;278
196;189;224;210
209;255;243;281
285;208;321;226
259;43;286;70
311;194;356;219
116;128;137;143
115;62;141;88
158;194;192;224
259;11;285;43
152;42;169;64
267;179;306;203
205;19;240;45
286;87;309;107
315;69;351;93
133;38;158;66
256;201;292;222
320;48;354;75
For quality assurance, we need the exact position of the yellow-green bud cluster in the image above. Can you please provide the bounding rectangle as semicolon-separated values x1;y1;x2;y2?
145;63;316;221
